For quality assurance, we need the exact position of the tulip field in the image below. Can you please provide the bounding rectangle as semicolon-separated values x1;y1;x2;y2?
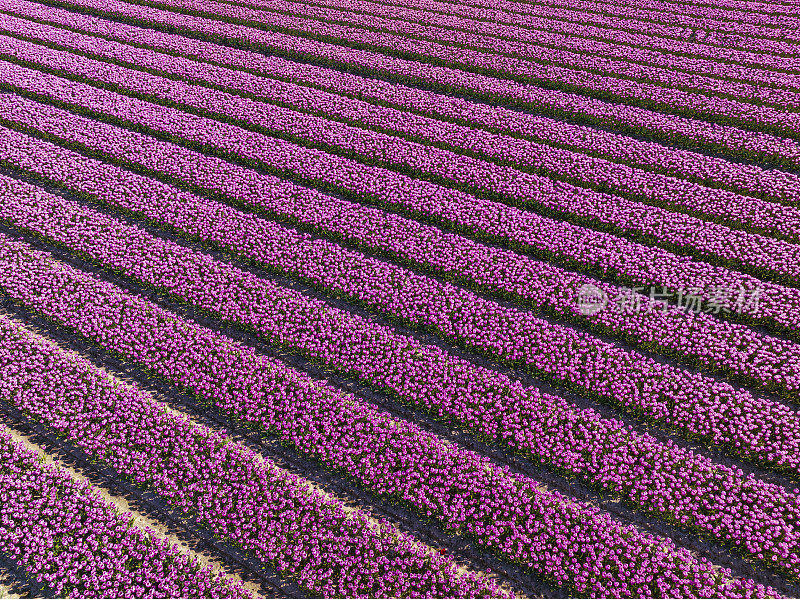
0;0;798;597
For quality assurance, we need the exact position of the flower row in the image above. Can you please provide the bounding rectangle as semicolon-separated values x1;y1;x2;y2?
4;93;797;403
2;171;799;578
6;18;800;276
392;0;800;58
375;0;800;51
0;424;254;599
0;314;506;599
257;0;800;109
585;0;800;19
270;0;798;77
7;0;798;206
204;0;800;111
0;232;786;599
108;0;800;136
666;0;800;18
43;0;800;171
41;0;800;169
4;61;799;339
603;0;800;26
5;101;800;472
465;0;800;49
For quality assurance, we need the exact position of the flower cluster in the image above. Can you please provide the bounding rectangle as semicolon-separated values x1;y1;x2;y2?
6;0;800;206
335;0;798;73
15;0;800;169
0;234;790;598
0;314;508;599
0;426;254;599
476;0;799;55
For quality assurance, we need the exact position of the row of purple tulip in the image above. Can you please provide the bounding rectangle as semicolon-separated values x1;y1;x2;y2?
2;93;796;405
4;61;799;340
377;0;800;31
453;0;800;47
4;102;800;472
377;0;800;59
580;0;800;29
6;44;800;292
2;170;799;578
471;0;800;29
5;17;800;272
0;232;787;599
592;0;800;24
195;0;799;111
38;0;800;171
671;0;798;13
239;0;800;110
94;0;800;136
17;0;794;97
6;0;798;206
0;314;506;599
255;0;798;81
671;0;800;17
0;424;255;599
589;0;800;16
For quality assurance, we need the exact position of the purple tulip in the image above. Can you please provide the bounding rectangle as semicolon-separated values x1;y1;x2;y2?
5;0;800;206
9;0;800;170
0;233;788;599
0;313;508;599
0;426;254;599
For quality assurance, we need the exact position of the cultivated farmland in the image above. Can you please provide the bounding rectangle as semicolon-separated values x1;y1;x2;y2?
0;0;797;598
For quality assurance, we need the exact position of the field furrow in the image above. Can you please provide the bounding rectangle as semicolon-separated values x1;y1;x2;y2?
0;0;795;595
4;0;799;205
1;172;800;579
0;423;255;599
0;313;506;599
